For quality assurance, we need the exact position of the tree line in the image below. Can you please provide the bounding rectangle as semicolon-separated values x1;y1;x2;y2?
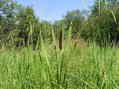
0;0;119;48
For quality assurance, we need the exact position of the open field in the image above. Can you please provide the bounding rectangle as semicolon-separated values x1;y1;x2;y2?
0;42;119;89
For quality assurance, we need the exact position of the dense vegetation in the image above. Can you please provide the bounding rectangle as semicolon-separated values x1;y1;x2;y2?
1;0;119;89
1;0;119;47
0;43;119;89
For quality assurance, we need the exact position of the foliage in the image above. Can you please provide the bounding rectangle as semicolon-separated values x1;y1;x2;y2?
80;0;119;45
17;7;39;46
1;0;119;47
63;10;84;38
0;0;20;44
1;1;119;89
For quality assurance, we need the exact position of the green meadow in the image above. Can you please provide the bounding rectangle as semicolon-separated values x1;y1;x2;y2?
0;42;119;89
1;0;119;89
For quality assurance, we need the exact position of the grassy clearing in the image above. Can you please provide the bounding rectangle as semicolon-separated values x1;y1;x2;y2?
0;42;119;89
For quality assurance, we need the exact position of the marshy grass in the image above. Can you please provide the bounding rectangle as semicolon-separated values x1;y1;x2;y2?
0;41;119;89
0;15;119;89
1;0;119;88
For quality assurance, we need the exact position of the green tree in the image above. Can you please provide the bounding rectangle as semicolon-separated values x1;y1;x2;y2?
91;0;118;16
80;0;119;45
17;7;39;46
0;0;21;46
63;10;84;38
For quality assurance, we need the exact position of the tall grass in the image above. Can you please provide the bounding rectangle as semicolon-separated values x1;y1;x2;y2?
0;1;119;89
0;38;119;89
0;20;118;89
0;15;119;89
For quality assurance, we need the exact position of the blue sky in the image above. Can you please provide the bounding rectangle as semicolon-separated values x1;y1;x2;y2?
16;0;94;21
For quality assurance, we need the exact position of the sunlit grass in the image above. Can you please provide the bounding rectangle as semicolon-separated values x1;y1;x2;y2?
0;41;119;89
